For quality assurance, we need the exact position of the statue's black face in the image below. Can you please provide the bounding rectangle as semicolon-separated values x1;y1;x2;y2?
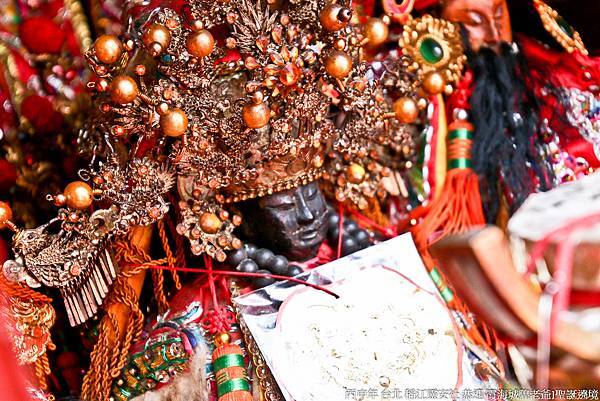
238;182;329;261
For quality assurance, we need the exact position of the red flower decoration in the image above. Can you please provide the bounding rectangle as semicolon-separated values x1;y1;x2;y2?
19;17;65;55
21;95;63;134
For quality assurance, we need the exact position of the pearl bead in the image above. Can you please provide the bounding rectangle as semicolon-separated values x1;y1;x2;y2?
394;97;419;123
186;30;215;58
325;50;353;79
423;71;445;95
160;108;188;137
93;35;123;64
364;18;389;48
200;212;222;234
64;181;93;210
347;163;366;184
0;201;13;229
319;4;351;31
242;101;271;129
109;75;138;104
142;24;171;51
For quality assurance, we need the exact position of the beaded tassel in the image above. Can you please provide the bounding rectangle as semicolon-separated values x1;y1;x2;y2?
212;333;253;401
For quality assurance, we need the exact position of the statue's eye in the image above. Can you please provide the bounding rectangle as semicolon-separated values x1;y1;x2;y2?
466;11;484;25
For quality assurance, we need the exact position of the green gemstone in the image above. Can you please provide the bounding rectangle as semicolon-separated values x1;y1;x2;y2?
420;38;444;64
556;16;574;39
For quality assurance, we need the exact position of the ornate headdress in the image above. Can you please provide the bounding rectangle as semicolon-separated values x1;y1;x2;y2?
83;0;415;260
3;0;418;326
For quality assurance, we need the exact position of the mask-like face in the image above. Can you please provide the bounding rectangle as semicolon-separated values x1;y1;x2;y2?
441;0;512;52
238;182;328;261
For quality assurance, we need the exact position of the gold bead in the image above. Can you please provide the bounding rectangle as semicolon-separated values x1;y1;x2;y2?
109;75;138;104
200;212;222;234
347;163;366;184
64;181;93;210
242;101;271;129
0;201;12;229
160;108;188;137
423;71;445;95
142;24;171;51
319;3;351;31
186;30;215;58
364;18;389;48
393;97;419;123
54;194;66;207
325;50;353;79
93;35;123;64
214;332;231;347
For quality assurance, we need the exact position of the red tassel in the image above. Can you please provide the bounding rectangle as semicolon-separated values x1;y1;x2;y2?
212;339;253;401
415;119;485;252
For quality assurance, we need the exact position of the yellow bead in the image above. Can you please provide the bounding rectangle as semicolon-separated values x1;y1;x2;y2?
186;30;215;58
200;212;222;234
242;101;271;129
364;18;389;48
423;72;445;95
325;50;353;79
160;108;188;137
347;163;366;184
0;201;13;230
142;24;171;51
93;35;123;64
394;97;419;123
109;75;138;104
64;181;93;210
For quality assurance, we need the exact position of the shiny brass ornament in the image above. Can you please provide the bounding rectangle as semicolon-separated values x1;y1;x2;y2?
160;108;188;137
186;30;215;58
109;75;138;104
325;50;353;79
93;35;123;64
364;18;389;48
242;101;271;128
64;181;93;210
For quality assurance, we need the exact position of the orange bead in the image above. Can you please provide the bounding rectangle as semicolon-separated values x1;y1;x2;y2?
364;18;389;48
423;71;445;95
186;30;215;58
64;181;93;210
109;76;138;104
325;50;352;79
93;34;123;64
346;163;366;184
0;201;13;229
394;97;419;123
319;3;351;31
200;212;222;234
160;108;188;137
279;62;301;86
142;24;171;50
242;101;270;129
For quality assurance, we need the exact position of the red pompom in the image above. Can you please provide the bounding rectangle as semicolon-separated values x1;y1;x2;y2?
19;17;65;54
0;160;17;192
21;95;63;133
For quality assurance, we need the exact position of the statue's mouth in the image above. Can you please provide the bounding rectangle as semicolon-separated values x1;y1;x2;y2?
296;218;327;244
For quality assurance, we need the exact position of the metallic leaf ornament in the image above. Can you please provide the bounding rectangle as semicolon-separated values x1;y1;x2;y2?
3;159;174;326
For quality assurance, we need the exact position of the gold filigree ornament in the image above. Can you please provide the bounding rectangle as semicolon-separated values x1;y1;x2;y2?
399;15;466;95
533;0;588;55
8;297;56;365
